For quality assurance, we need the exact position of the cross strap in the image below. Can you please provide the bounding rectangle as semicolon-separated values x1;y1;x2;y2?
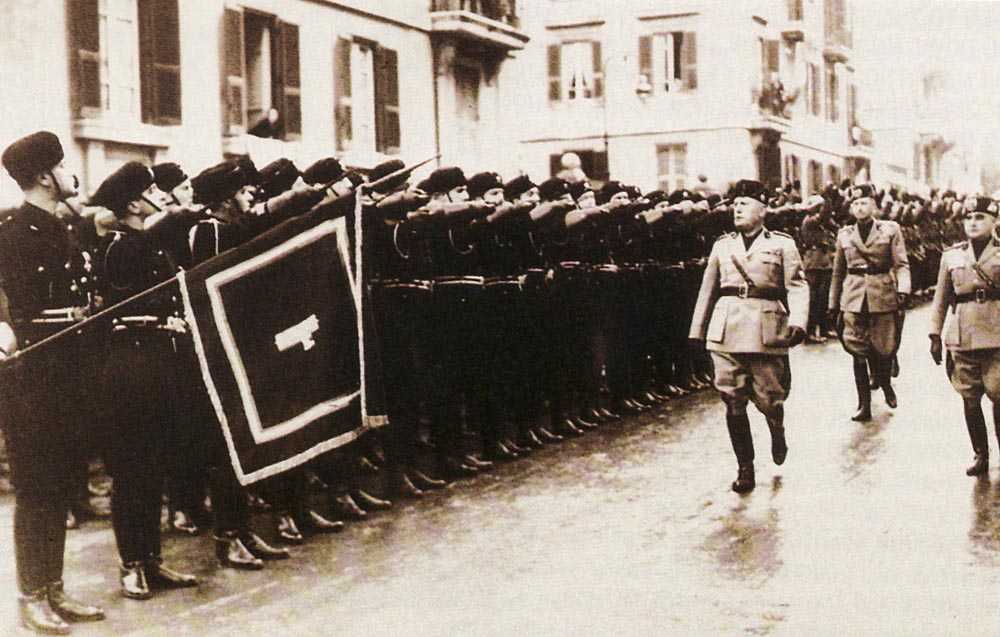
728;253;757;289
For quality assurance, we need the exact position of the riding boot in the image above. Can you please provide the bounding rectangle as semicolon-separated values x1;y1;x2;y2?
876;357;897;408
766;405;788;466
964;398;989;476
725;409;755;494
852;357;872;422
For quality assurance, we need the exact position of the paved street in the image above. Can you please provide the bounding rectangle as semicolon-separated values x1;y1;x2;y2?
2;304;1000;636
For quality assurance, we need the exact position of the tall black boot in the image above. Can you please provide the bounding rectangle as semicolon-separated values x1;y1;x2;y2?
766;405;788;466
852;357;872;421
992;402;1000;452
725;410;755;493
876;357;898;408
964;398;989;476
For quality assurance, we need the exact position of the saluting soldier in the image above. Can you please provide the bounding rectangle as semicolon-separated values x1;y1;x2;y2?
689;180;809;494
928;196;1000;476
828;183;910;421
0;131;106;634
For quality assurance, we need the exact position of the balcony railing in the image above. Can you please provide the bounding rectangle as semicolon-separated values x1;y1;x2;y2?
431;0;519;29
756;81;798;120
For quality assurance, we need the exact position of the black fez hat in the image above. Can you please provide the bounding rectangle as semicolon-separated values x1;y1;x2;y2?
667;189;694;205
644;190;669;206
192;160;247;206
369;159;407;194
964;196;997;216
538;177;570;202
235;155;260;186
598;180;628;204
152;162;188;193
730;179;768;204
504;175;536;201
568;180;594;202
467;172;504;200
302;157;344;186
89;161;154;216
258;158;300;199
2;131;64;183
625;184;643;200
849;183;876;201
420;166;466;195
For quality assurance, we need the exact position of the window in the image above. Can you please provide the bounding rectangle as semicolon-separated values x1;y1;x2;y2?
547;40;603;102
808;160;823;194
913;143;922;182
222;8;301;139
788;0;804;21
824;62;839;122
69;0;181;124
334;37;400;154
455;64;480;122
548;149;608;182
827;164;841;186
638;31;697;95
824;0;850;47
784;154;801;186
656;144;687;192
806;63;821;116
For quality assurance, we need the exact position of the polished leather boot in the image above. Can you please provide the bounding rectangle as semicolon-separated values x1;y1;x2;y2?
598;407;621;421
484;441;519;461
353;489;393;510
767;407;788;466
332;493;368;520
411;470;448;491
572;416;599;431
732;465;756;494
394;474;426;498
464;454;494;470
47;581;104;623
585;408;608;423
965;399;990;476
301;510;345;534
19;588;71;635
504;438;531;455
852;357;873;422
643;391;664;404
119;561;152;600
441;458;479;479
146;557;198;589
555;419;585;437
242;532;291;560
171;510;200;536
215;533;265;570
276;515;304;544
536;426;564;443
520;430;545;449
726;411;756;494
617;399;642;415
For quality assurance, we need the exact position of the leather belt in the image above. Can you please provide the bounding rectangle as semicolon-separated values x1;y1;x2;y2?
955;289;1000;304
848;265;891;275
719;286;785;300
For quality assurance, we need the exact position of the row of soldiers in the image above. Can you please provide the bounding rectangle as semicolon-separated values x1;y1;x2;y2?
0;129;962;634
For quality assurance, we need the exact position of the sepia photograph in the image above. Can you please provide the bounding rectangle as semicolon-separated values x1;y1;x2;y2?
0;0;999;634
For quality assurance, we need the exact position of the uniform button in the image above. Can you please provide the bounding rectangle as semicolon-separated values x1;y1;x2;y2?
81;277;88;283
37;266;44;272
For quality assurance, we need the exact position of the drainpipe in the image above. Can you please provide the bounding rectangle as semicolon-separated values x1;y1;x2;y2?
431;40;442;168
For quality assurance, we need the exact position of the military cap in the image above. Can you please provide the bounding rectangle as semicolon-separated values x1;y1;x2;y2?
467;171;504;200
503;174;536;201
369;159;407;194
963;196;997;216
235;155;260;186
598;180;628;204
667;189;694;205
419;166;466;195
152;162;187;193
302;157;345;186
848;183;877;201
258;158;300;199
568;180;594;202
192;160;247;206
2;131;64;183
538;177;571;202
729;179;768;204
89;161;154;216
644;190;669;206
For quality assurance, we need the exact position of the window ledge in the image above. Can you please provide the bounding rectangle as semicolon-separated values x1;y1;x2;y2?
72;118;177;149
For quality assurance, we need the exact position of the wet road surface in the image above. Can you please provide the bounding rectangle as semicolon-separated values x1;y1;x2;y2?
2;305;1000;635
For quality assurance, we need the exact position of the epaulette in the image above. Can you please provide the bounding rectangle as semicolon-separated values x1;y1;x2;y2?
716;232;736;242
771;230;793;239
947;241;968;251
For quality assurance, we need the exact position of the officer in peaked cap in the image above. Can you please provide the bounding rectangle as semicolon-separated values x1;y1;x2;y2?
828;182;910;421
929;196;1000;476
689;179;810;494
0;131;106;634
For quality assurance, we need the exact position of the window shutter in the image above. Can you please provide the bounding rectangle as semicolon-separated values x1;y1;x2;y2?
222;8;246;135
593;150;608;182
69;0;101;114
549;154;561;178
638;36;652;91
275;21;302;139
764;39;779;77
591;40;603;98
681;32;697;90
547;44;561;102
334;37;352;152
374;46;400;154
138;0;181;125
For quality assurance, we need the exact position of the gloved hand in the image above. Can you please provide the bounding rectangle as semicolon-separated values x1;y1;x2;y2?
929;334;942;366
786;326;807;347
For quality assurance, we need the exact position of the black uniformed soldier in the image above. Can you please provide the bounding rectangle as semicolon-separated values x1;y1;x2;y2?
90;162;200;600
0;131;106;634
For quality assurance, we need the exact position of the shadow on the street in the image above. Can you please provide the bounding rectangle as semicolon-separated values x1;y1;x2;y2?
968;477;1000;563
841;412;892;481
702;498;783;586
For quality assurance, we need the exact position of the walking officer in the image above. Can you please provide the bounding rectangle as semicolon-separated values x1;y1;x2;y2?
0;131;106;634
689;180;809;494
928;196;1000;476
828;183;910;421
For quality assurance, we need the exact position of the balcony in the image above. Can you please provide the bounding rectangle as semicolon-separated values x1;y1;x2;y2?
849;125;873;148
824;26;852;63
755;81;798;121
430;0;529;51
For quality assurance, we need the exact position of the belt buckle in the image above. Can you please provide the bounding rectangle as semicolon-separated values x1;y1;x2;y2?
737;283;750;299
976;288;987;303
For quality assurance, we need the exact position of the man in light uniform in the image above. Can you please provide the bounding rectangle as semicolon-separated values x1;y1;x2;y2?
689;180;809;493
928;196;1000;476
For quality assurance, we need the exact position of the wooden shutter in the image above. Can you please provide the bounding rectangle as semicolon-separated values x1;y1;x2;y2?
763;39;779;78
547;44;561;102
69;0;101;114
222;8;246;135
374;46;400;154
591;41;603;98
638;36;652;92
138;0;181;125
275;21;302;138
680;32;697;90
334;38;352;151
